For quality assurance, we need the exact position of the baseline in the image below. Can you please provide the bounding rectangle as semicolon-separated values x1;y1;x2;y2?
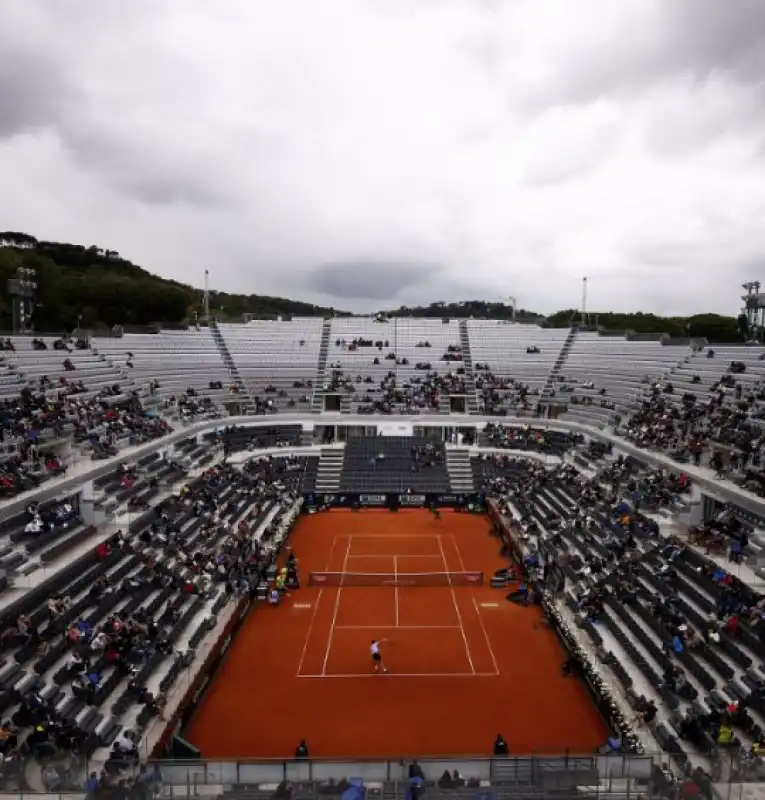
345;553;442;557
334;625;461;630
297;672;498;679
347;534;445;538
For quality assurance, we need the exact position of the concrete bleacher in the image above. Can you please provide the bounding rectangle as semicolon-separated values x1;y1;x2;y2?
559;334;688;427
325;317;396;412
338;436;450;493
0;443;306;791
394;318;467;406
466;322;569;413
491;448;765;781
2;336;127;400
218;319;322;413
93;329;231;404
670;346;765;402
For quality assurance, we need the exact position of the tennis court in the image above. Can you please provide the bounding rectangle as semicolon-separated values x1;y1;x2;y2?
185;510;607;759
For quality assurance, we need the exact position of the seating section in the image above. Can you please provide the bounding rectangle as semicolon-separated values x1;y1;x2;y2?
1;337;126;401
621;345;765;495
670;346;765;402
94;330;231;404
488;448;765;779
326;317;398;413
326;318;468;414
559;333;687;427
393;318;467;406
466;322;569;414
203;424;303;453
338;436;450;493
0;445;304;791
480;423;583;457
218;320;322;412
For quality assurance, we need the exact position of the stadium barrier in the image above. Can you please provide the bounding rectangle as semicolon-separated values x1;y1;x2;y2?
23;751;760;796
304;492;484;509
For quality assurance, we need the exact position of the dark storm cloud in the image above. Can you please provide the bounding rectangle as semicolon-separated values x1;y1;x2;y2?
1;0;765;317
306;261;439;301
0;46;74;138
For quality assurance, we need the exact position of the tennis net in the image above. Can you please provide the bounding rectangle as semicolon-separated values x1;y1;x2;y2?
308;571;484;587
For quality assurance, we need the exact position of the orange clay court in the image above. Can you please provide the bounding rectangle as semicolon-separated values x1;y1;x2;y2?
185;510;607;759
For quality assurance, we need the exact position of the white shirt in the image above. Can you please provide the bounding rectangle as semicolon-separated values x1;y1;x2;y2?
370;641;380;655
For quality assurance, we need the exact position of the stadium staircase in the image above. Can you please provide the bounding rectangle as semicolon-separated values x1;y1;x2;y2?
541;326;577;400
311;319;332;414
315;448;344;492
446;449;475;493
458;320;479;414
210;321;255;412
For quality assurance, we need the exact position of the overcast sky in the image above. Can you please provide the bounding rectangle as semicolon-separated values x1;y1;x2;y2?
1;0;764;315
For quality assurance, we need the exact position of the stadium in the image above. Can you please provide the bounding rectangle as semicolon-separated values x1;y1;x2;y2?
1;284;765;800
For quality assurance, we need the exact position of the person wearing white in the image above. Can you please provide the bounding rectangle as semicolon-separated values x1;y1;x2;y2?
369;639;389;673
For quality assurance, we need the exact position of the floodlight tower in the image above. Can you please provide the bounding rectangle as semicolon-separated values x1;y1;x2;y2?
7;267;37;334
742;281;763;342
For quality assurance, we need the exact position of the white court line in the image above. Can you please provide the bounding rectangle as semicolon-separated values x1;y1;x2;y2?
296;535;339;677
437;534;475;675
320;535;352;676
297;672;499;679
335;625;461;630
449;534;500;676
345;553;442;558
393;556;399;626
348;534;443;538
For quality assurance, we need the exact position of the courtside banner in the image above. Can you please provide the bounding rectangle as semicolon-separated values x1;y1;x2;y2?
398;494;426;506
303;493;481;509
359;494;386;506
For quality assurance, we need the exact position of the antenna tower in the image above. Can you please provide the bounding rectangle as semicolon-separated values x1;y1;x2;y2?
203;269;211;322
581;276;590;327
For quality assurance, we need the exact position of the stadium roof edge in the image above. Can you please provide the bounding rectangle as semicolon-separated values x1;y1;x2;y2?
1;414;762;520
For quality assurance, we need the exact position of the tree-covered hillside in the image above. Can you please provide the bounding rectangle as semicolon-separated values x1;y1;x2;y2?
0;232;746;341
0;232;340;331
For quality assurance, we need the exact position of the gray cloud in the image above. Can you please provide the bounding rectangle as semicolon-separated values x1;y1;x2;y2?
307;261;439;301
0;0;764;317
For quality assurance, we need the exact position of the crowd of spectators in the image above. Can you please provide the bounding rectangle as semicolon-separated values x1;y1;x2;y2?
0;377;175;492
0;448;305;792
474;367;539;415
482;423;584;456
482;445;765;781
621;360;765;496
329;367;466;415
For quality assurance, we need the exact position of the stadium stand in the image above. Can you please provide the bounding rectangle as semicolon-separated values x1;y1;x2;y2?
484;446;765;782
0;443;305;792
217;319;322;413
337;436;451;494
393;318;468;412
93;329;232;409
466;322;570;415
324;317;398;413
558;333;688;427
6;316;765;795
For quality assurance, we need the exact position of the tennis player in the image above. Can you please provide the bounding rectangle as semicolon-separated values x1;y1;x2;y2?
370;639;389;673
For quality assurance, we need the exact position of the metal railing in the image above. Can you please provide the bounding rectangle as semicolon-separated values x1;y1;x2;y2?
5;751;765;797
